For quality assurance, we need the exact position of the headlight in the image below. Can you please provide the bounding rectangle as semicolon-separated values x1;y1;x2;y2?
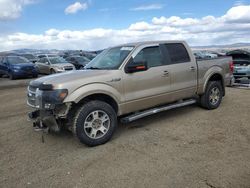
42;89;68;103
35;89;68;109
13;66;21;70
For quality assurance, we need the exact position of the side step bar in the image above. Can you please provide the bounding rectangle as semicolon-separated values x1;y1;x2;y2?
120;99;196;123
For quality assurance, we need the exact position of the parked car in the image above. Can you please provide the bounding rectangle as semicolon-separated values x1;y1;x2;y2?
65;56;90;69
0;56;38;80
37;54;57;59
19;53;38;63
226;49;250;80
27;40;233;146
193;51;208;59
232;59;250;79
35;56;75;74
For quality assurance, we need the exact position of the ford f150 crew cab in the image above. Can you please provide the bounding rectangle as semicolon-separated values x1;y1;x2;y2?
27;41;233;146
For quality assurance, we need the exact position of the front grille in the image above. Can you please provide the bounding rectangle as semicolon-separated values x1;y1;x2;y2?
28;85;37;93
22;67;33;72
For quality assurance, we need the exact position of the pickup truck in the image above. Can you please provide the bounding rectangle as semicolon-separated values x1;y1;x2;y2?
27;41;233;146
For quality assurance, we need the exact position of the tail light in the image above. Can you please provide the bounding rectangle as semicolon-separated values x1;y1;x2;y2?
229;61;234;73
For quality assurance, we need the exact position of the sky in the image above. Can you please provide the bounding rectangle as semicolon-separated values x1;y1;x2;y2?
0;0;250;51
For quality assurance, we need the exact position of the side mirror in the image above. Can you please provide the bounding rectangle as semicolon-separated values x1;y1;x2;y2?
45;62;49;65
125;58;148;73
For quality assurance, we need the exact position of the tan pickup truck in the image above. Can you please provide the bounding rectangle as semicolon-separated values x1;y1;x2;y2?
27;41;233;146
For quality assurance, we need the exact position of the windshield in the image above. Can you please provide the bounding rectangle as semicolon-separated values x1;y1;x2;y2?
8;56;30;64
49;57;68;64
85;46;134;70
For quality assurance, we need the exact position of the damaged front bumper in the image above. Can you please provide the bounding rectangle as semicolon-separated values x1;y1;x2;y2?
27;82;71;132
28;110;61;132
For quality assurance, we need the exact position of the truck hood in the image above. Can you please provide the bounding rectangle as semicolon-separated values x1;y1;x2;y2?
32;70;113;90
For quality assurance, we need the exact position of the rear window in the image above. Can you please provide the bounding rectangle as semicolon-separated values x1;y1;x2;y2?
165;43;190;64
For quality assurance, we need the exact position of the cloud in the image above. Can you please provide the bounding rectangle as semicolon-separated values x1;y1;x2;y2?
130;4;164;11
65;2;88;15
1;5;250;51
222;5;250;23
0;0;36;21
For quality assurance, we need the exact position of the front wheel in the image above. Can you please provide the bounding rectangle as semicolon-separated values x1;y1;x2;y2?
73;100;117;146
9;73;16;80
200;81;223;110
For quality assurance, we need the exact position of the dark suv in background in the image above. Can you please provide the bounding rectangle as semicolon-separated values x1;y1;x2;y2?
65;56;90;69
0;56;38;80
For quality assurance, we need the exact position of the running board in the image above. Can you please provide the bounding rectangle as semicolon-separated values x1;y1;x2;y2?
120;99;196;123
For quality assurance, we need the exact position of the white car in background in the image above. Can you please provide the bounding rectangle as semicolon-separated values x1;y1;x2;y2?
35;56;75;74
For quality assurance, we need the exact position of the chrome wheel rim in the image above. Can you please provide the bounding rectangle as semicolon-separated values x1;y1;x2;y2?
209;87;220;105
83;110;110;139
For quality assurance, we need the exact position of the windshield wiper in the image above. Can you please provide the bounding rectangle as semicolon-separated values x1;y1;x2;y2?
85;66;101;70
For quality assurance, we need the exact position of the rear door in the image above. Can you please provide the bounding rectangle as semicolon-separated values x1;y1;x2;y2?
122;44;171;113
163;43;197;100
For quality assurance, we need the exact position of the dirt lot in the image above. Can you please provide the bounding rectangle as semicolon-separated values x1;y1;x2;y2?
0;86;250;188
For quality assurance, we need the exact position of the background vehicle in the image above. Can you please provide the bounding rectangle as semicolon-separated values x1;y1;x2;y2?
226;50;250;80
35;56;75;74
233;60;250;79
65;56;90;69
19;54;38;63
27;41;233;146
0;56;38;80
194;51;218;59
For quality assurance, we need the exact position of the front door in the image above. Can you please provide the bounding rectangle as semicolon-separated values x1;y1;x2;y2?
122;45;171;114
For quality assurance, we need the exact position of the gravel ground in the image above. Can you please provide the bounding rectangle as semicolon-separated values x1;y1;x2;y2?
0;87;250;188
0;75;43;89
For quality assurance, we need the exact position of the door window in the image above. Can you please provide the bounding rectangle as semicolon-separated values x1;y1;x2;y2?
165;43;190;64
134;46;163;68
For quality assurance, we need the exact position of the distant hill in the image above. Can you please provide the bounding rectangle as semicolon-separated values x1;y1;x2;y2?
1;43;250;54
192;43;250;50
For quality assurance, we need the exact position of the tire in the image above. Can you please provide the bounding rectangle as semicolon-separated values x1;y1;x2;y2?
200;81;223;110
50;69;56;74
73;100;117;147
9;73;16;80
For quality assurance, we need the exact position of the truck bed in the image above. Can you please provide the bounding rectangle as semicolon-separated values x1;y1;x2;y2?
196;56;233;93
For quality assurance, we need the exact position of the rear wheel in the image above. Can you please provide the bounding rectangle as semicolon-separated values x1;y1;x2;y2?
73;100;117;146
50;69;56;74
200;81;223;110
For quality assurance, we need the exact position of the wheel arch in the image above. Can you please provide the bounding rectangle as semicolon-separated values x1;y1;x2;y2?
75;93;119;114
204;73;225;96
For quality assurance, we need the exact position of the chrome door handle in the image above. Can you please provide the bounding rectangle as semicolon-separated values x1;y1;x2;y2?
190;66;195;71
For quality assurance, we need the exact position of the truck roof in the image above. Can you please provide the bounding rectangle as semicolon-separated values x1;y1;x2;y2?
113;40;186;48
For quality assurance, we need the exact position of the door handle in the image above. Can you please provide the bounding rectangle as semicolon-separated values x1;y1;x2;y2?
190;66;196;71
162;70;169;77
